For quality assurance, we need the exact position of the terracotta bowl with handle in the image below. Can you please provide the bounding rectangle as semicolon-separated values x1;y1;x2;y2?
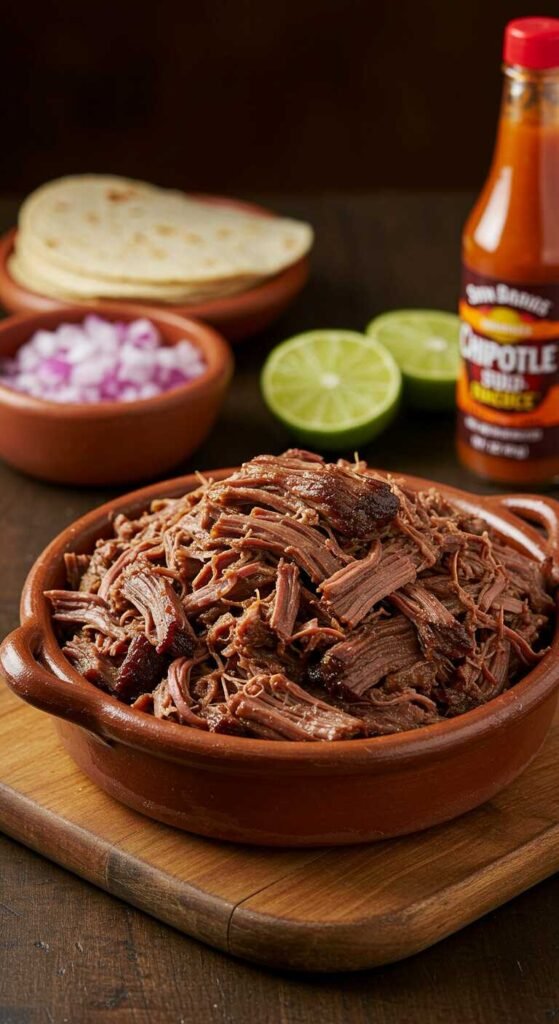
0;472;557;847
0;196;310;342
0;306;233;486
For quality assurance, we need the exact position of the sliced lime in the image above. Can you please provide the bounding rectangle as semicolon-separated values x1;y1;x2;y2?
366;309;460;411
261;329;401;450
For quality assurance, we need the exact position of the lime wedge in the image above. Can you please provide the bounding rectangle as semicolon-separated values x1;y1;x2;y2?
366;309;460;411
261;330;401;450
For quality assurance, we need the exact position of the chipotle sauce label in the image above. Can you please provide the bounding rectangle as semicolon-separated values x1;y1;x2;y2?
458;268;559;461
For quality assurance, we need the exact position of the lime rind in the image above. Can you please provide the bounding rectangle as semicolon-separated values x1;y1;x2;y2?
261;330;401;448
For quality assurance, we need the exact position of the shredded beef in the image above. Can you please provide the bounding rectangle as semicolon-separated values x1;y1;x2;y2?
45;451;555;741
270;560;301;640
63;635;117;691
211;509;344;582
338;690;440;735
226;453;399;537
165;657;209;728
64;552;91;590
319;545;416;626
314;615;422;698
121;566;196;657
116;634;166;700
46;590;126;640
390;582;473;660
227;674;365;740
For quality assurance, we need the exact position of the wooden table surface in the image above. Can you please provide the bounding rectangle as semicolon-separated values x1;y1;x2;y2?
0;193;558;1024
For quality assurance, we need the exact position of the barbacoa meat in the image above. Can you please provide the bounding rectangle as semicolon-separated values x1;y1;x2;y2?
224;451;399;537
227;674;365;740
390;582;473;659
45;450;555;742
120;566;196;657
314;615;422;698
46;590;126;640
319;546;416;627
211;509;344;582
270;560;301;640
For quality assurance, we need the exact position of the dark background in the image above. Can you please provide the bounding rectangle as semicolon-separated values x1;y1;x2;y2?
0;0;552;197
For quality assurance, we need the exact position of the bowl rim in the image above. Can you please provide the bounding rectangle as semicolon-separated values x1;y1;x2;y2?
0;192;310;328
2;469;558;771
0;304;233;419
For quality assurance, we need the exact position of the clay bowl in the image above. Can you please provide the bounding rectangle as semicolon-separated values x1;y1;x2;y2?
0;196;310;342
0;474;558;847
0;306;233;486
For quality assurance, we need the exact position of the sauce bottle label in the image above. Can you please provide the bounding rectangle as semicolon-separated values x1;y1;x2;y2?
458;268;559;462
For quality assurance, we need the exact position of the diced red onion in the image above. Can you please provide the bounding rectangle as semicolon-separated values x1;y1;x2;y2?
0;317;206;404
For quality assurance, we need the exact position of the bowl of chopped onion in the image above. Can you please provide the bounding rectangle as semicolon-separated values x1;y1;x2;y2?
0;306;233;485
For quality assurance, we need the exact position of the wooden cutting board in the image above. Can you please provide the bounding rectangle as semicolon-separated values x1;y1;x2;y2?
1;680;559;973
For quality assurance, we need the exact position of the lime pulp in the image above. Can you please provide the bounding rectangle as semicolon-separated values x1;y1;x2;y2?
366;309;460;411
261;329;402;450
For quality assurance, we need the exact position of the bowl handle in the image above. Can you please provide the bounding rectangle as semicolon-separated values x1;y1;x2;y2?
0;622;108;737
484;493;559;561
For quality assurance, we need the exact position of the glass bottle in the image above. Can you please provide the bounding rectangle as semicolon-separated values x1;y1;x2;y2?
458;17;559;486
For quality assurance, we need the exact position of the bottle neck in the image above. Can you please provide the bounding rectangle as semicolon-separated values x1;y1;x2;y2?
464;62;559;278
499;63;559;126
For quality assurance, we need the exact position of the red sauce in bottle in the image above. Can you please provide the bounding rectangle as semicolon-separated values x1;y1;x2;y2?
458;17;559;486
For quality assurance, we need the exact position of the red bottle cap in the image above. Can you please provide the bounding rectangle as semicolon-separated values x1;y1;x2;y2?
504;17;559;69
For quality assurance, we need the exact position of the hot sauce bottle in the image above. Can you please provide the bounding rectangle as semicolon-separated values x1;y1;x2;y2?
458;17;559;486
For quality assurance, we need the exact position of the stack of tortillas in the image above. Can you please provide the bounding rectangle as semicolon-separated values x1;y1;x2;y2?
10;175;314;304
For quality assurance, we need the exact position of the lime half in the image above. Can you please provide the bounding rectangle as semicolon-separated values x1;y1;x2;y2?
261;330;401;450
366;309;460;411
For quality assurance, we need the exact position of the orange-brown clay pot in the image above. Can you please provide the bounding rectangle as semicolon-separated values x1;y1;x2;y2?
0;196;310;341
0;306;233;486
0;474;557;846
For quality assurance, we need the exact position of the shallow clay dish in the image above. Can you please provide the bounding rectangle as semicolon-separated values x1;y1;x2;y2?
0;196;310;342
0;474;558;847
0;306;233;486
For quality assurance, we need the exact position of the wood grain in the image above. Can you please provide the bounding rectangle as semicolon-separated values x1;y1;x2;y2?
0;685;323;953
1;679;559;974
